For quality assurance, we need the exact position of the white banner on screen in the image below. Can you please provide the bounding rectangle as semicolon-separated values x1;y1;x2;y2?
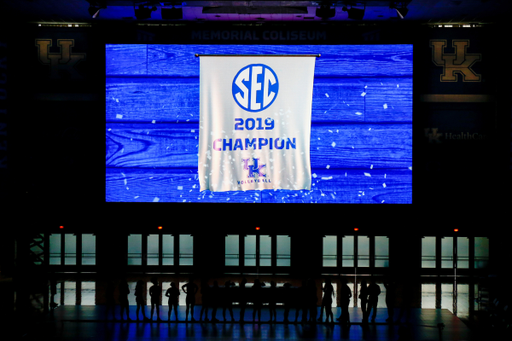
198;55;316;192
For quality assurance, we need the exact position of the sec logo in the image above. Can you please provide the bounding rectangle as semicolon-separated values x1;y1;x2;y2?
232;64;279;112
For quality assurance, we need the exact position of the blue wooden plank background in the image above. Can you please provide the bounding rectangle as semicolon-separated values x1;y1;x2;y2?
105;44;412;203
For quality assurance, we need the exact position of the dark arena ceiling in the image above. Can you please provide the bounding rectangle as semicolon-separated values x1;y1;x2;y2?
0;0;511;24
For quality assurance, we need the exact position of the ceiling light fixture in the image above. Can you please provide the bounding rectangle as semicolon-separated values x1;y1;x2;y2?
135;4;157;20
161;6;183;20
87;0;106;19
342;4;366;20
391;1;409;19
316;2;336;20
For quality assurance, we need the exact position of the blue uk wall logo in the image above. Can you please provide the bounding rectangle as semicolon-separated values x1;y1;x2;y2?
242;158;266;178
232;64;279;112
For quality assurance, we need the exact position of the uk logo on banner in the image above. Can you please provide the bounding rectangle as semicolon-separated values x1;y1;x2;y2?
198;55;317;192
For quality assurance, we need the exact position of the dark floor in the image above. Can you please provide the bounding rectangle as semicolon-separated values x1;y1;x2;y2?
19;305;483;341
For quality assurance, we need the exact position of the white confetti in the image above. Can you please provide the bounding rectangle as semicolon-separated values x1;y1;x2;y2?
370;165;373;169
153;197;160;202
355;112;363;116
364;173;371;177
321;176;333;180
397;84;400;88
177;186;183;190
326;165;330;169
361;92;366;97
383;183;387;188
116;114;123;119
383;103;388;109
325;93;330;98
191;129;195;133
312;173;317;178
409;166;413;171
331;142;336;147
152;120;156;123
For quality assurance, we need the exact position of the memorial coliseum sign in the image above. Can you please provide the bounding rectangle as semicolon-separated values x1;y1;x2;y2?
191;30;327;42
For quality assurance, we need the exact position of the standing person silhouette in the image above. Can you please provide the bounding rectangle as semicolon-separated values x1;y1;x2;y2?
222;280;235;322
384;280;396;323
119;279;131;321
239;278;248;323
318;278;335;323
307;279;318;323
359;279;369;324
105;279;116;320
252;279;264;323
182;278;198;322
210;281;220;322
199;279;210;322
165;282;180;322
336;278;352;326
149;277;162;322
268;281;277;323
135;280;147;321
367;279;381;323
49;275;58;309
282;283;293;323
295;280;307;323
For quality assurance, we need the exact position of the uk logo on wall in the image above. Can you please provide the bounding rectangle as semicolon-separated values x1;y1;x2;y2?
35;39;86;79
198;55;317;192
430;39;482;83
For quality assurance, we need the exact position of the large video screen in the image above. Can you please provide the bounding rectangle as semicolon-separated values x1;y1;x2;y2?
106;44;412;203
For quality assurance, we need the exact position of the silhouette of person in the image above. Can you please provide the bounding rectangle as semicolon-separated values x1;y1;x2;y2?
384;280;396;323
318;278;335;323
252;279;264;323
119;279;131;321
337;278;352;326
307;279;318;323
49;275;58;309
105;279;116;320
282;283;293;323
210;281;221;322
182;278;198;322
222;280;235;322
199;279;211;322
135;280;147;321
295;280;307;323
165;282;180;321
268;281;277;323
359;279;369;324
367;280;381;323
149;278;162;322
239;278;248;323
